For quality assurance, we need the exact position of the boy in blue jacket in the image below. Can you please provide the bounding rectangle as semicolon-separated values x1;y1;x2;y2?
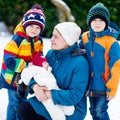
80;2;120;120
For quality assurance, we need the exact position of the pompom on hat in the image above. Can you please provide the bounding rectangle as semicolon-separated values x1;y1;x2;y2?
87;2;110;27
22;4;45;32
54;22;81;46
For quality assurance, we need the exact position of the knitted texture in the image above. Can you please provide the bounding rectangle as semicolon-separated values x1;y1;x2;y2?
22;5;45;32
87;2;110;27
32;52;47;67
55;22;81;46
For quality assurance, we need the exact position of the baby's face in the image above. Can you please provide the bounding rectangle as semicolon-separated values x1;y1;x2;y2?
42;61;49;70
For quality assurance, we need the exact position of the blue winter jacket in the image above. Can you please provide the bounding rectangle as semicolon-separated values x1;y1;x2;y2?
27;43;89;120
80;22;120;97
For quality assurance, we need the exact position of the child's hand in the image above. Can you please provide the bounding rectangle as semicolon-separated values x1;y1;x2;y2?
107;94;114;100
28;62;33;66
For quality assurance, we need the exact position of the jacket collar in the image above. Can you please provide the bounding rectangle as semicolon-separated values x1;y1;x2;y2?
52;43;79;60
16;31;40;42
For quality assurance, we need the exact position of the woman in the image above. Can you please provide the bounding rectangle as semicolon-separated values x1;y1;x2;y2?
18;22;89;120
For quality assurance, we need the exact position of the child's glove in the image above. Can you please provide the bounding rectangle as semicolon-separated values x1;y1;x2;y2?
17;81;28;98
32;52;47;66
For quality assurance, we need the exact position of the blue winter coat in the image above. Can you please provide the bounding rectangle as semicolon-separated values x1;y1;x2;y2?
81;22;120;97
27;43;89;120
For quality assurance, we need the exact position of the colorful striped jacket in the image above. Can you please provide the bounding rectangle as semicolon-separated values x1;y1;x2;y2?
0;24;44;90
81;22;120;97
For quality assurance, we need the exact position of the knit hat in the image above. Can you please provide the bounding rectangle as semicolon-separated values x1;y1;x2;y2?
22;4;45;32
54;22;81;46
32;52;47;67
87;2;110;27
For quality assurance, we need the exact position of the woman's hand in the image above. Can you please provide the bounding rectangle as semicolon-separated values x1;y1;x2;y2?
32;84;48;102
45;90;52;99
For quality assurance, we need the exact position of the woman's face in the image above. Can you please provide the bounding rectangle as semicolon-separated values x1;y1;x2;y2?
50;29;69;50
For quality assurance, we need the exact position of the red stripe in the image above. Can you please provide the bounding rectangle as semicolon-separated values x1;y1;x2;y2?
2;63;6;70
17;55;31;62
4;50;17;56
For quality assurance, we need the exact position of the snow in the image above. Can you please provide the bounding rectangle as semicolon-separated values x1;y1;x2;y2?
0;35;120;120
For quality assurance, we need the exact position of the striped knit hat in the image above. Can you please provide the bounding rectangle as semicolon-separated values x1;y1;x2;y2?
87;3;110;27
22;4;45;32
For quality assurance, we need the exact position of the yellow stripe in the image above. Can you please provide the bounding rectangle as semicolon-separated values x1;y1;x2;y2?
5;73;13;84
5;41;18;54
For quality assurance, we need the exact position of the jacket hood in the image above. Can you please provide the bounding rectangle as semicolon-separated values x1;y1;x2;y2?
108;22;120;39
14;21;25;34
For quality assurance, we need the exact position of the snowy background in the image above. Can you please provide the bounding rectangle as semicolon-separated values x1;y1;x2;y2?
0;22;120;120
